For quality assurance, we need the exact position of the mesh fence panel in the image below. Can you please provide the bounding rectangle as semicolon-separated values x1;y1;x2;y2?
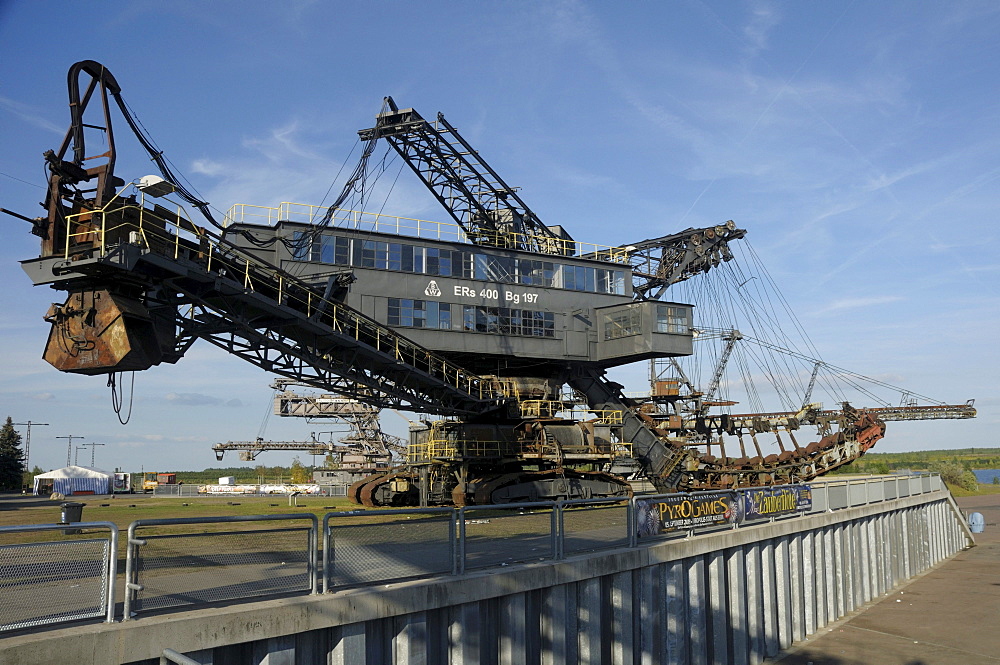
328;514;453;588
1;539;109;631
563;503;629;556
152;485;202;497
134;526;310;613
462;508;555;570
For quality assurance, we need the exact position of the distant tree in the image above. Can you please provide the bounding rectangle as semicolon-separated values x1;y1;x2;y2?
992;476;999;486
22;464;44;487
289;456;311;484
0;417;25;490
959;470;979;492
933;461;979;492
869;459;890;475
934;462;965;487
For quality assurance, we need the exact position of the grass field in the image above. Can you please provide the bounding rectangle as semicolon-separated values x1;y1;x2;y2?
3;472;997;538
6;473;1000;528
0;493;588;584
944;481;1000;498
829;447;1000;475
0;494;361;530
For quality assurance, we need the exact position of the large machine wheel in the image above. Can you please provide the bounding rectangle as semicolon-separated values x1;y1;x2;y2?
677;411;887;491
472;470;632;505
451;481;469;507
347;473;386;505
358;472;420;507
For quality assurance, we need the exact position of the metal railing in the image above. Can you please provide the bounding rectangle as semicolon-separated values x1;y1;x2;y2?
58;197;502;405
0;522;118;631
150;484;201;497
408;438;631;463
809;474;941;511
222;202;632;264
458;502;560;573
560;498;632;558
123;514;318;620
160;649;202;665
0;473;950;631
322;507;455;592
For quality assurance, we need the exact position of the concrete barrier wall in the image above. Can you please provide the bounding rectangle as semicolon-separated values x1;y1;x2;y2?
1;492;972;665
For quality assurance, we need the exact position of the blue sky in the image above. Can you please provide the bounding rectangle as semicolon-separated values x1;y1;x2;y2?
1;1;997;473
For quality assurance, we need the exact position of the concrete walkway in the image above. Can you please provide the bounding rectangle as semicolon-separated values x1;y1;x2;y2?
766;493;1000;665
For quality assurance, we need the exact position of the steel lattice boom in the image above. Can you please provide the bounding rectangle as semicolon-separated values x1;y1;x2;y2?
359;99;569;254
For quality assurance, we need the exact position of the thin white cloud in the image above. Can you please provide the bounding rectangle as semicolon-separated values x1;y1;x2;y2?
188;119;438;221
743;1;781;55
106;432;211;444
862;150;967;193
927;238;994;253
165;392;243;408
0;96;63;134
242;120;326;163
960;264;1000;274
813;296;904;316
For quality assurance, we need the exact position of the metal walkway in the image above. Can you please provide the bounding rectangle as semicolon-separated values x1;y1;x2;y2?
767;492;1000;665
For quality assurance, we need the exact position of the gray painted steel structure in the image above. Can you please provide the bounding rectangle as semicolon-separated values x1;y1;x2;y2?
225;221;695;371
1;490;972;665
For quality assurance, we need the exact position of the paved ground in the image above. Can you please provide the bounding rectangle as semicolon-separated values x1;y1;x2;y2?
766;494;1000;665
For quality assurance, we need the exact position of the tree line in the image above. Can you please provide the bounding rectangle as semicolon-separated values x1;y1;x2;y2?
170;459;313;485
829;448;1000;491
0;416;317;491
0;417;26;490
6;411;996;492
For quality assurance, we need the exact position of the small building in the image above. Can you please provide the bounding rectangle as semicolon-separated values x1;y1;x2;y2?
32;466;113;496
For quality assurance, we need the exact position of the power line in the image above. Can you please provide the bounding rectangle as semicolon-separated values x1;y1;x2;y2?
0;170;45;189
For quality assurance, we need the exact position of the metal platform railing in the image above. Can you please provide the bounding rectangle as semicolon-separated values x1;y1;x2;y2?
223;202;631;264
0;522;118;632
0;473;957;631
56;196;503;411
122;513;319;620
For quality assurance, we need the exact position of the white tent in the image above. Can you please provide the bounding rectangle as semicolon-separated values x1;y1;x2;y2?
32;466;112;496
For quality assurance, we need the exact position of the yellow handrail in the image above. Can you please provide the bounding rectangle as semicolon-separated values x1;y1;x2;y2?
60;200;502;404
223;202;631;264
407;436;632;463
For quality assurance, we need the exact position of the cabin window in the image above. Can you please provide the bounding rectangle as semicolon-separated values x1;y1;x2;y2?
604;307;642;340
655;305;688;334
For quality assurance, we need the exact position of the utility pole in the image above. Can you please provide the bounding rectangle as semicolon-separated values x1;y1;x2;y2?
80;442;105;467
56;435;85;467
75;446;85;466
14;421;49;472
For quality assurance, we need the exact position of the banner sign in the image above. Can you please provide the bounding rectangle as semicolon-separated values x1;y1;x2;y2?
742;485;812;520
636;492;741;536
112;472;131;493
